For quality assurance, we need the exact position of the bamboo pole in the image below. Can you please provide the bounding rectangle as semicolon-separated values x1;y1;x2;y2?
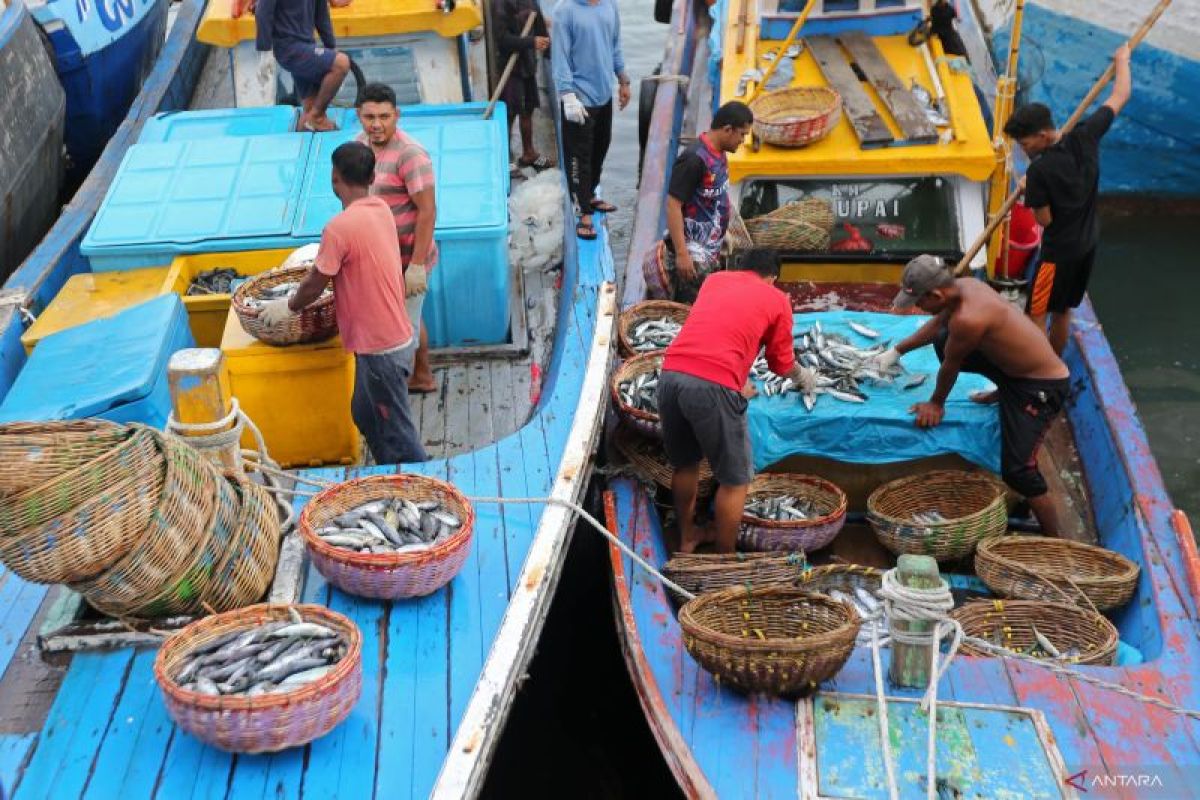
747;0;817;102
735;0;749;55
484;12;538;120
956;0;1172;275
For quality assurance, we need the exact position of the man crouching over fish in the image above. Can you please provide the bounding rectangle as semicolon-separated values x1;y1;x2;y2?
871;255;1069;535
256;142;428;464
660;248;816;554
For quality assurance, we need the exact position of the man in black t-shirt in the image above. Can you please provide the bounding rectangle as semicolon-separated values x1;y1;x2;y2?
643;101;753;302
1002;44;1131;355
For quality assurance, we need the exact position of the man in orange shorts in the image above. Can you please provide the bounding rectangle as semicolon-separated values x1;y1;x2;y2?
1003;44;1131;355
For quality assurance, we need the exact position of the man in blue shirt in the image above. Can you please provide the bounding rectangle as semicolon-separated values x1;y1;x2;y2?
551;0;630;241
255;0;351;131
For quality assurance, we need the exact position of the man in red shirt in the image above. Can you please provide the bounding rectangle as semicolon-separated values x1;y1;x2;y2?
257;142;427;464
660;249;814;553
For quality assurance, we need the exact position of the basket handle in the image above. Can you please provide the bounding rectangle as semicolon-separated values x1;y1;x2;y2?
1002;555;1098;613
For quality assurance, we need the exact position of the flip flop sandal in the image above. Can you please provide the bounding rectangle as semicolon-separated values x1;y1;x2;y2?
590;199;617;213
518;154;556;170
576;221;598;240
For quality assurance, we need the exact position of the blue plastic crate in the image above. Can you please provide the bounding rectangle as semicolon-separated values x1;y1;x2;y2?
138;106;298;143
0;295;196;428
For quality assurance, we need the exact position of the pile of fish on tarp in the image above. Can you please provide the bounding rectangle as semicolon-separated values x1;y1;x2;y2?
317;497;463;554
751;320;927;410
618;368;661;415
171;609;347;697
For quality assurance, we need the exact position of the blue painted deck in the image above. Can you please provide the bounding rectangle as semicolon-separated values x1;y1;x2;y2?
2;197;613;799
606;298;1200;797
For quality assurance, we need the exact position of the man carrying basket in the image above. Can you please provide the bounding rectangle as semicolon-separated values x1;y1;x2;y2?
645;101;754;303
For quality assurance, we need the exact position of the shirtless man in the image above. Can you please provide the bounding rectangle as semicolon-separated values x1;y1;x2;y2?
871;255;1070;535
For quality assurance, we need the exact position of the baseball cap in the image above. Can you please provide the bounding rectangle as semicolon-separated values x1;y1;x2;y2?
893;254;952;308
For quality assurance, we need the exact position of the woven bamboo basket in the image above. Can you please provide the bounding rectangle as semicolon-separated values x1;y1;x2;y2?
154;603;362;753
127;473;242;619
612;424;717;497
867;470;1007;561
204;479;283;613
617;300;690;358
749;86;842;148
738;474;848;553
0;428;165;585
611;352;664;439
663;552;809;599
975;536;1140;611
679;586;860;695
951;599;1118;666
232;266;337;346
743;199;835;252
0;419;131;496
298;474;475;599
73;432;222;616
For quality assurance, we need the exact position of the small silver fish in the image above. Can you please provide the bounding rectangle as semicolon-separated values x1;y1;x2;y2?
848;321;880;339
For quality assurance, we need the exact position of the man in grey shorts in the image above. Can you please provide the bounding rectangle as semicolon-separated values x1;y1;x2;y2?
659;249;815;553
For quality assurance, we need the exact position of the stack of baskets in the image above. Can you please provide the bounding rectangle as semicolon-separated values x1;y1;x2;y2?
743;198;835;252
0;420;282;619
232;266;337;346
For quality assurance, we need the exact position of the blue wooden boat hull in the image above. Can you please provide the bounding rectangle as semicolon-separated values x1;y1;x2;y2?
32;0;170;185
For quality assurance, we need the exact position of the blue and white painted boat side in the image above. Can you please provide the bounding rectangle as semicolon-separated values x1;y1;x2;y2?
29;0;170;183
980;0;1200;196
0;0;210;403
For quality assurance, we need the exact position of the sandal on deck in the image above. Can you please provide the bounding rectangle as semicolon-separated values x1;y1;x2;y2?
576;220;598;240
518;154;556;170
589;199;617;213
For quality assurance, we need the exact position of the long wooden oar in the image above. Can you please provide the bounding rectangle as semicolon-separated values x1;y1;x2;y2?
954;0;1172;275
747;0;817;102
484;13;539;120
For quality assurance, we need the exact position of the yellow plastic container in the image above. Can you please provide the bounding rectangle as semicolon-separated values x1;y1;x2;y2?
21;268;172;355
219;307;360;468
162;249;294;348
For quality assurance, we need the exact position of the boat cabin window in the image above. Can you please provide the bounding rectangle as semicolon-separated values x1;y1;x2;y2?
332;44;423;107
739;176;962;261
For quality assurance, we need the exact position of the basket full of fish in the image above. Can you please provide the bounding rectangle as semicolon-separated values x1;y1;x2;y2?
611;352;664;439
154;603;362;753
617;300;689;357
738;473;848;553
750;320;924;409
794;564;886;648
298;474;475;599
232;265;337;346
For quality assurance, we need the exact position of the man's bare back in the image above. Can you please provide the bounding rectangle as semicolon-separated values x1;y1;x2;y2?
945;278;1068;381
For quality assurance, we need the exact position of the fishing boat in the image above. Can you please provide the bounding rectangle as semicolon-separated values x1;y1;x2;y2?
974;0;1199;197
608;0;1200;796
0;2;616;797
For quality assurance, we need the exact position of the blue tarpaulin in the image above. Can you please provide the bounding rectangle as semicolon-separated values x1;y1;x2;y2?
748;311;1001;472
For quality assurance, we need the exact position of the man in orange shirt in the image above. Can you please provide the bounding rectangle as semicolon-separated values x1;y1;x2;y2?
258;142;427;464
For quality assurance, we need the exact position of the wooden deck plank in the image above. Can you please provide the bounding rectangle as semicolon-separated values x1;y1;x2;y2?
838;31;937;143
487;361;517;442
445;452;487;733
440;367;470;457
755;697;797;800
82;652;174;800
466;362;495;451
12;651;134;800
469;443;510;646
806;36;894;148
1005;660;1112;779
491;389;537;595
417;371;448;460
0;575;48;680
300;590;385;800
0;733;36;796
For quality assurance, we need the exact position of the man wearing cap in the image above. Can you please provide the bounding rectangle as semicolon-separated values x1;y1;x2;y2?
869;255;1070;535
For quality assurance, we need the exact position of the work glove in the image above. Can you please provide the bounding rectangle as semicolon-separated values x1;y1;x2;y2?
258;298;293;328
870;347;901;372
405;264;428;297
795;366;818;395
562;93;588;125
256;50;276;87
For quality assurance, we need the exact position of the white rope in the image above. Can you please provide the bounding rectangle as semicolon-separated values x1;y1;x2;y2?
868;617;900;800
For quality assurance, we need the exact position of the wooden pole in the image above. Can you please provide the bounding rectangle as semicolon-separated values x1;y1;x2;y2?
888;554;941;688
747;0;817;103
735;0;750;55
956;0;1172;275
483;12;538;120
168;348;241;476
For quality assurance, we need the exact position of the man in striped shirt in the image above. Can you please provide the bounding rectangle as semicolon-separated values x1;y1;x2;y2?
355;83;438;392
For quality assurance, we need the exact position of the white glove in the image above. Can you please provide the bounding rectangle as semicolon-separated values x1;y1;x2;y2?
871;347;901;372
562;93;588;125
258;298;293;328
256;50;276;87
795;366;818;394
405;264;428;297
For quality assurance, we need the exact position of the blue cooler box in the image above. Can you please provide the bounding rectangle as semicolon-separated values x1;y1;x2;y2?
0;294;195;427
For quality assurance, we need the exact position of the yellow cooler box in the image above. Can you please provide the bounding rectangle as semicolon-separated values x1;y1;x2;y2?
219;307;360;468
21;268;171;354
163;249;295;348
